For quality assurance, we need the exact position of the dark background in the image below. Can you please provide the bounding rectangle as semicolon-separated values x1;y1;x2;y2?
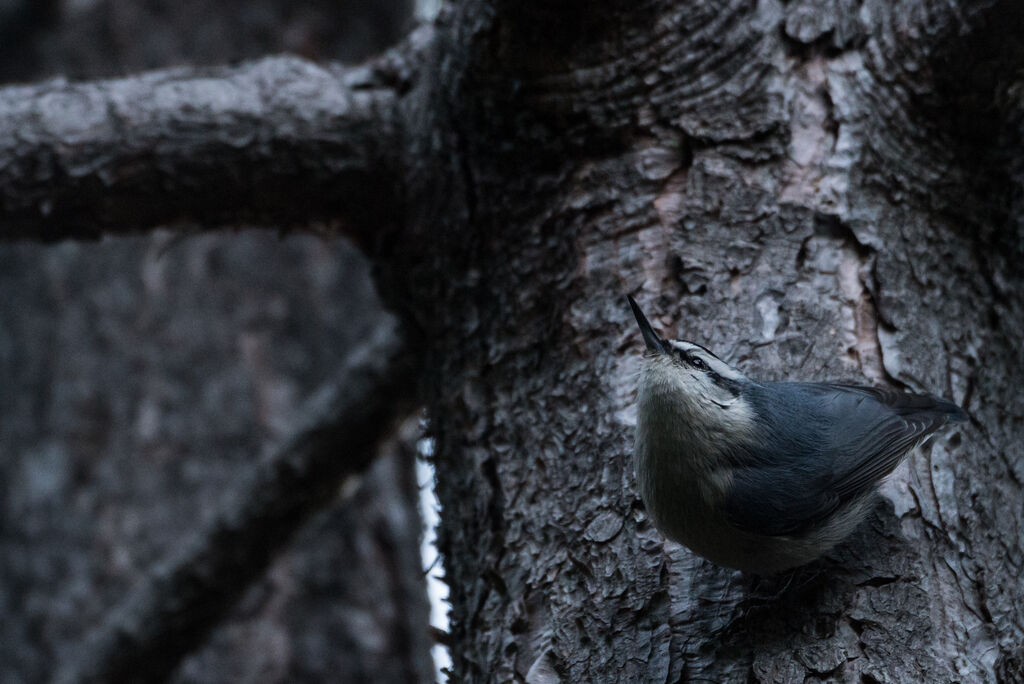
0;2;434;682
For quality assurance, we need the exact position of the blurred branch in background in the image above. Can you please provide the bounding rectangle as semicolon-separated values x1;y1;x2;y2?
53;318;421;684
0;2;433;681
0;55;409;243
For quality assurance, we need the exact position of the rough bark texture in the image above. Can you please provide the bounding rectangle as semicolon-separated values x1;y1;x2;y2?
3;0;1024;682
389;0;1024;681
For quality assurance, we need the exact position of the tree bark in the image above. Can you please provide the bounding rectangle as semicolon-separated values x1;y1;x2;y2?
389;0;1024;681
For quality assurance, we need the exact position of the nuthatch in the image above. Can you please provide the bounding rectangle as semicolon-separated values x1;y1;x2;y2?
627;295;966;573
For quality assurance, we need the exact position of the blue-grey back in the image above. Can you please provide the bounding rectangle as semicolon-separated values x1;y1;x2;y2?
725;381;964;537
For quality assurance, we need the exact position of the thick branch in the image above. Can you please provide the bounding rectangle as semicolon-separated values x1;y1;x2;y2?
0;55;405;242
54;317;419;684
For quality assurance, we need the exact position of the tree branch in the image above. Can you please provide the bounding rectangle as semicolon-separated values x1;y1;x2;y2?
54;316;419;684
0;54;407;243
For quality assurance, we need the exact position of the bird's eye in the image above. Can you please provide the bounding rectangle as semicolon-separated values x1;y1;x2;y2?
689;356;708;371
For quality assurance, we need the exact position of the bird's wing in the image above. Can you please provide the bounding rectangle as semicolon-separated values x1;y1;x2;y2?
724;469;843;537
724;383;964;537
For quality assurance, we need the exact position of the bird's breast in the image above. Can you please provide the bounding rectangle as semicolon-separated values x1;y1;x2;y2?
633;411;730;544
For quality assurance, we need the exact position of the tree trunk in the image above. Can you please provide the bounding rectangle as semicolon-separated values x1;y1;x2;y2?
390;0;1024;681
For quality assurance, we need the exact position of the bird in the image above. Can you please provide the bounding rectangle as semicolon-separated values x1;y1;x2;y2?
627;295;966;573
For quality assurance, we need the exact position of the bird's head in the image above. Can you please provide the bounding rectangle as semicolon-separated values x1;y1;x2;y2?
627;295;748;411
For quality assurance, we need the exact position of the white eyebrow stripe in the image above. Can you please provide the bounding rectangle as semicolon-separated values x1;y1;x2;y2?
667;340;745;381
667;340;700;354
705;355;744;381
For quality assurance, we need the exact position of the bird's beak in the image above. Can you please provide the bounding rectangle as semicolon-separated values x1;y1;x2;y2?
627;295;668;354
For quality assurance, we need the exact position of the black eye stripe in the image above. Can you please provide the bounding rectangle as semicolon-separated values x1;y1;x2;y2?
674;350;709;370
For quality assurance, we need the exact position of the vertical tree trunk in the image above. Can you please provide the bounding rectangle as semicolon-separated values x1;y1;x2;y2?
394;0;1024;680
